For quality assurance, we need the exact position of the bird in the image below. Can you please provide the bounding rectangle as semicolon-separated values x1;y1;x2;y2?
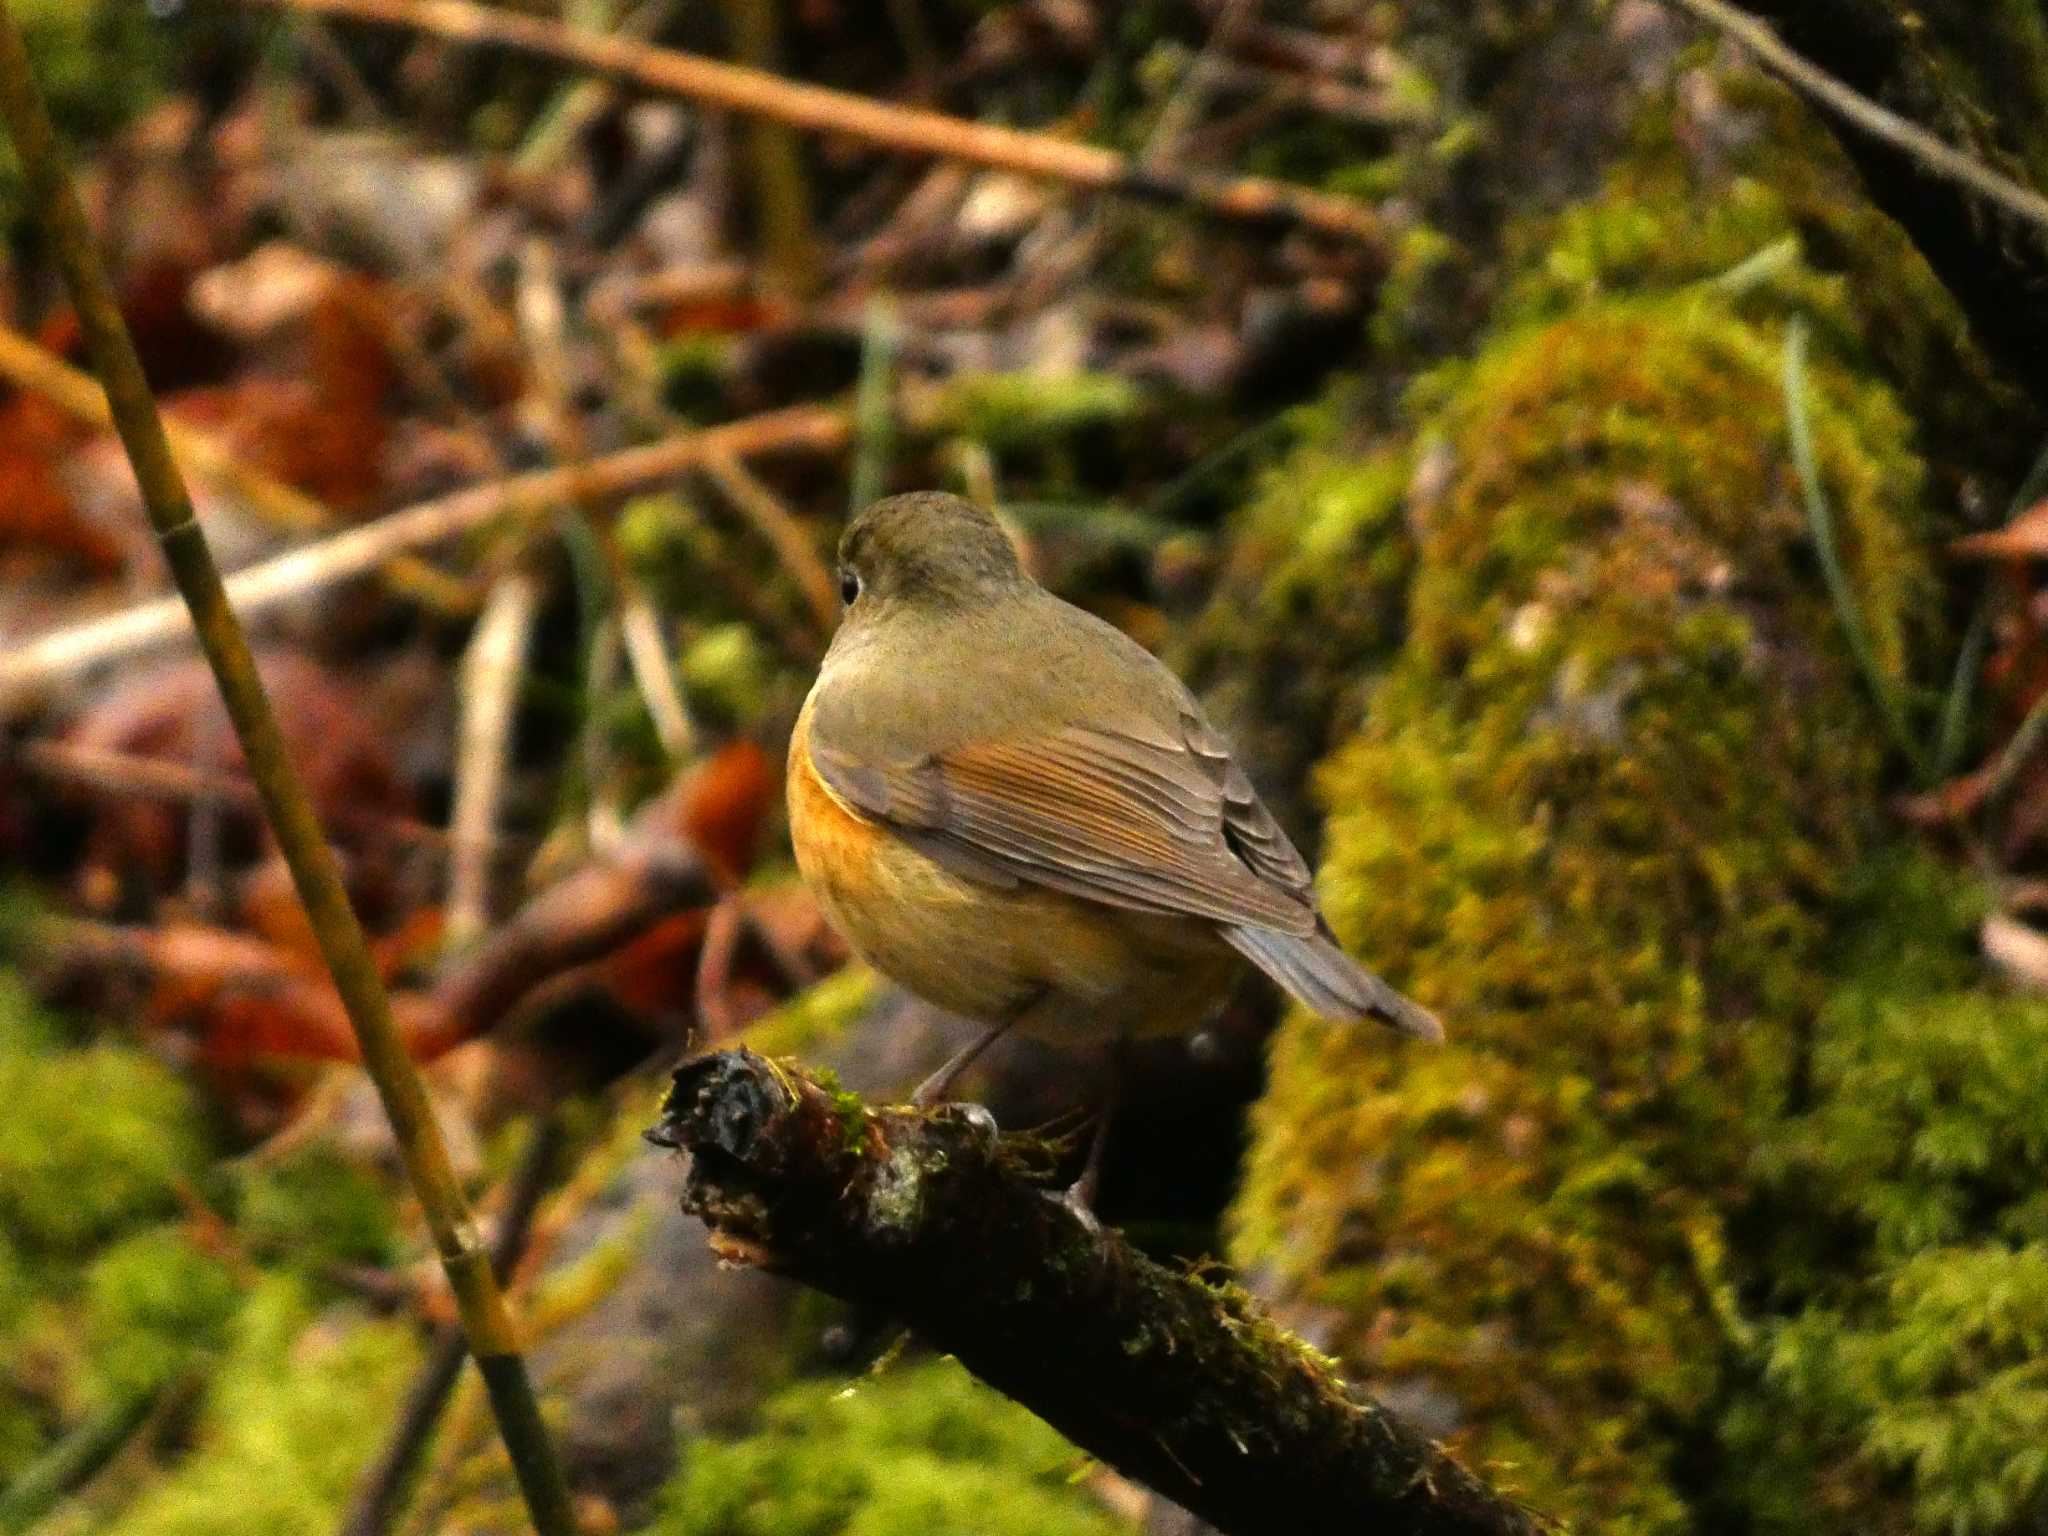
787;492;1441;1202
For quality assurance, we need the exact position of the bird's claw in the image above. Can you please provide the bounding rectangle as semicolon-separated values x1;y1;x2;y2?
947;1100;999;1144
1048;1178;1102;1237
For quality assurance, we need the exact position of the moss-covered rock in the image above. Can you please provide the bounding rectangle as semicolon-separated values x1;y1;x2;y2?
1175;400;1416;837
1230;279;1934;1531
643;1356;1130;1536
1499;70;2028;480
1723;859;2048;1535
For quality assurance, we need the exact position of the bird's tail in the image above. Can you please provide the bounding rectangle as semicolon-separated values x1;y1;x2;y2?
1224;923;1443;1041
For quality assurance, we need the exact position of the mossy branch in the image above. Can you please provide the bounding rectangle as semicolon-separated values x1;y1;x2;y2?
648;1050;1551;1536
0;10;580;1535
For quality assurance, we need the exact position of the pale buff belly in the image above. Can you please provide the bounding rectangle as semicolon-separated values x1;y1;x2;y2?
787;715;1239;1047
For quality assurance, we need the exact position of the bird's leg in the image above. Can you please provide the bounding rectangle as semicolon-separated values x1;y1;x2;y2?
910;992;1040;1108
1059;1035;1128;1227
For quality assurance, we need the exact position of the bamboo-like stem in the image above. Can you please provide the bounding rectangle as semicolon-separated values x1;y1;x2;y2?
340;1114;570;1536
0;404;848;699
235;0;1386;244
0;11;582;1535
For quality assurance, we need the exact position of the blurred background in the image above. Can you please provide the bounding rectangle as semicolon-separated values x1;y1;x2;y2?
3;1;2048;1532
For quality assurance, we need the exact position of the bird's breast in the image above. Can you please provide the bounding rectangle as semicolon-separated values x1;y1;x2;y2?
787;698;1236;1037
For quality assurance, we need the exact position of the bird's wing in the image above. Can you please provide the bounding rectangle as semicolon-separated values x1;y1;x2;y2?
806;706;1319;936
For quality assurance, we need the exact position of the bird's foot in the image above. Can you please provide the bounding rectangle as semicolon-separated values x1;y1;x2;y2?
1048;1166;1103;1236
933;1099;1000;1146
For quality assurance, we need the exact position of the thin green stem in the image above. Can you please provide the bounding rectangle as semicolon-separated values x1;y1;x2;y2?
1936;435;2048;778
1984;686;2048;834
0;1382;162;1531
1782;319;1933;781
0;10;579;1533
849;295;899;513
719;0;819;295
1934;598;1994;777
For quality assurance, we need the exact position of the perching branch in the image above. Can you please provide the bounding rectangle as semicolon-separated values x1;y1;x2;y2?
235;0;1386;246
0;10;581;1533
648;1050;1551;1536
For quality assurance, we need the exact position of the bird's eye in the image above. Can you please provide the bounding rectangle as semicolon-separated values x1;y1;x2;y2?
839;568;861;605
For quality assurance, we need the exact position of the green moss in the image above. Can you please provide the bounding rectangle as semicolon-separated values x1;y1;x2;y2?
743;965;879;1060
645;1357;1128;1536
1174;403;1416;832
100;1279;419;1536
1231;285;1934;1531
681;623;776;732
1500;64;2022;477
0;1233;40;1479
0;973;423;1521
79;1228;240;1407
0;969;58;1056
1765;1246;2048;1536
1714;859;2048;1534
928;372;1141;455
0;983;216;1492
0;1037;207;1261
230;1145;400;1275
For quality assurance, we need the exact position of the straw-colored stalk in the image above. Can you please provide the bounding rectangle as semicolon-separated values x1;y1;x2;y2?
0;9;581;1532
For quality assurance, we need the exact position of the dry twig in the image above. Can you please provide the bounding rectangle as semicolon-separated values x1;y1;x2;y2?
237;0;1386;245
446;569;543;951
0;404;848;699
702;450;839;635
1657;0;2048;236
